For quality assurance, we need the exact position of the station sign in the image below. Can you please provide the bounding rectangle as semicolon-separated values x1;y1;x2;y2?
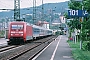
68;10;88;17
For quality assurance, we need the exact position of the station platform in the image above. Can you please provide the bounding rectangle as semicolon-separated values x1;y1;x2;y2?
32;35;74;60
0;38;8;46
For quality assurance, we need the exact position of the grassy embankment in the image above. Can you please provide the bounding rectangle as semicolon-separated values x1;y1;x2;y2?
68;41;90;60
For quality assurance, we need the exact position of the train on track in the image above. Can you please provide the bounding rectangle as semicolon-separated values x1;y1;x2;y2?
7;21;53;45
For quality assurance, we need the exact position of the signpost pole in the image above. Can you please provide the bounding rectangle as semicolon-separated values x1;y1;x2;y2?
80;5;84;49
74;0;83;50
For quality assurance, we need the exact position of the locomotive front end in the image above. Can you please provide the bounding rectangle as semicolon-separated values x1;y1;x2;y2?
8;22;25;44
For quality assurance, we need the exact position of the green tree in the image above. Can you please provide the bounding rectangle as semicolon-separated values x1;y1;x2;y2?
68;0;82;10
83;0;90;13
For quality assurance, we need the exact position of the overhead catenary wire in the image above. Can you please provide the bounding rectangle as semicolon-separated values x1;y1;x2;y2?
0;1;13;8
20;0;33;8
28;0;33;6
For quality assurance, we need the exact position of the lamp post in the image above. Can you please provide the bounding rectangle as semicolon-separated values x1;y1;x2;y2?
50;9;55;29
5;17;9;39
49;16;51;29
4;18;6;39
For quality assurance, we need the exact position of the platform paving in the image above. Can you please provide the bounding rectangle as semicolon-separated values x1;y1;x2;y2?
33;35;74;60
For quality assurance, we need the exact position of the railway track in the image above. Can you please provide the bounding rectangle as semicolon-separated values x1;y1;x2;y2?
14;36;57;60
0;36;57;60
0;45;9;49
0;45;23;54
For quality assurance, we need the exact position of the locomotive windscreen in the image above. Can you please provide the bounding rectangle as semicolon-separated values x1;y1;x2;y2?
11;25;23;29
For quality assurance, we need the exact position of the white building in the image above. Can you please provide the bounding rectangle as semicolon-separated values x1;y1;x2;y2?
60;16;66;23
42;21;49;29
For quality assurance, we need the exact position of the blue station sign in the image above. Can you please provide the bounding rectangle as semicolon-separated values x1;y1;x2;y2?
68;10;88;17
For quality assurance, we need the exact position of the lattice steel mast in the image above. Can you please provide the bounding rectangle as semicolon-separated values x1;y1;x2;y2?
33;0;36;24
14;0;20;21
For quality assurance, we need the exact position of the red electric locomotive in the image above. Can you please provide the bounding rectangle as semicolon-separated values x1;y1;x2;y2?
8;21;33;44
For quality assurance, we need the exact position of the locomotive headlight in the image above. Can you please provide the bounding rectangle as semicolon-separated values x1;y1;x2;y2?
21;34;23;36
11;34;13;36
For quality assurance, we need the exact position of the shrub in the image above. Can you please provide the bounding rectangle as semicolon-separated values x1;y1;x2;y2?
82;41;90;51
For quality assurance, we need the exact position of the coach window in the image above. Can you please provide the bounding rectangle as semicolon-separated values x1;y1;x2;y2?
33;28;37;33
35;28;39;33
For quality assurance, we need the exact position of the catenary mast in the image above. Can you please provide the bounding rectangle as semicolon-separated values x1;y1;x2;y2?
33;0;36;24
14;0;20;21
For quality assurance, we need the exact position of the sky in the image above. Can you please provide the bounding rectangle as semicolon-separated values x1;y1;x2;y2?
0;0;69;9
